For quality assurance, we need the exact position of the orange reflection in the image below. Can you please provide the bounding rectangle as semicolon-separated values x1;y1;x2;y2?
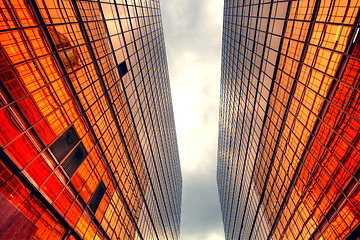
0;0;149;238
253;0;360;239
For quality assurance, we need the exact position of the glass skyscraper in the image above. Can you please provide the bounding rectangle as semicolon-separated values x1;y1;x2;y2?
0;0;182;239
217;0;360;239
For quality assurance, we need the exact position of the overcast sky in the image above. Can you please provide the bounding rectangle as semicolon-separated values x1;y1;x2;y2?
161;0;225;239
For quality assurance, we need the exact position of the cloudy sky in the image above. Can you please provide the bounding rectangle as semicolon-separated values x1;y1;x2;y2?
161;0;225;239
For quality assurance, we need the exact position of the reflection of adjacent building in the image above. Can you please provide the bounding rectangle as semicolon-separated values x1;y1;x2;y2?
0;0;182;239
217;0;360;239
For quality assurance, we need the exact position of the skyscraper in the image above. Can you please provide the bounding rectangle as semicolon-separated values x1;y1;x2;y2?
217;0;360;239
0;0;182;239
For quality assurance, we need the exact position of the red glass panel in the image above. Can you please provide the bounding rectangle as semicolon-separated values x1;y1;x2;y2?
317;123;332;145
17;96;43;124
18;195;44;223
0;68;27;100
324;104;341;128
309;139;324;159
342;58;360;85
25;156;52;186
41;173;64;202
6;134;38;168
0;108;22;145
338;115;360;144
0;160;13;186
65;233;78;240
344;150;360;173
34;210;57;239
65;202;82;227
47;223;67;240
0;176;30;208
349;90;360;119
332;82;352;108
54;188;74;215
33;119;57;145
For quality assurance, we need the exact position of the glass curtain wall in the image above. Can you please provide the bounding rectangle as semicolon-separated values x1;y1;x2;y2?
217;0;360;239
0;0;182;239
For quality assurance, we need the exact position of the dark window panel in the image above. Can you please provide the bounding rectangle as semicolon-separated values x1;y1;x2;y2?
118;61;128;77
61;142;87;178
49;126;79;162
88;181;106;213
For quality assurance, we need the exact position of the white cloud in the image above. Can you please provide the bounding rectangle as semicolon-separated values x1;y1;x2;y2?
171;51;219;173
206;233;226;240
206;0;224;27
161;0;224;239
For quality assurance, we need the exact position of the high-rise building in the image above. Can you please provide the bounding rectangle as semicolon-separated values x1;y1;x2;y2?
217;0;360;239
0;0;182;239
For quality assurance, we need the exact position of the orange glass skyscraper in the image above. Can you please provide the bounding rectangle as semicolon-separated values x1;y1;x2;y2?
0;0;182;239
217;0;360;239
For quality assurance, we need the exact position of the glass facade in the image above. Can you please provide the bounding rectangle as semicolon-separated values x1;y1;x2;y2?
0;0;182;239
217;0;360;239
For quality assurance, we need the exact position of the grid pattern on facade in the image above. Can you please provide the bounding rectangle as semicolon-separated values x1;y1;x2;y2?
0;0;182;239
217;0;360;239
